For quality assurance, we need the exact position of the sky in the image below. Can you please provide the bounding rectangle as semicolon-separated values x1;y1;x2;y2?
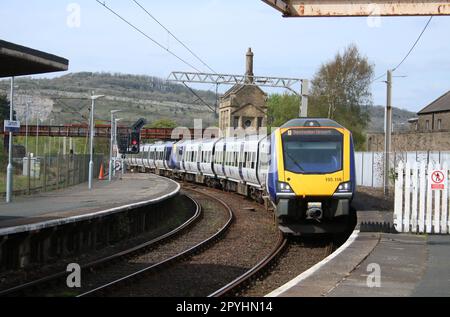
0;0;449;113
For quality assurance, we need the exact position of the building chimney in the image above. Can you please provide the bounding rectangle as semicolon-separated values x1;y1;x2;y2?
245;48;254;84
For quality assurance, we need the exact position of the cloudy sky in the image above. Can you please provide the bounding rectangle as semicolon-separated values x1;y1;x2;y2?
1;0;449;112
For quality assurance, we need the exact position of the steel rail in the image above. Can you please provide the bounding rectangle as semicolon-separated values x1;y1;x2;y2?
0;194;202;297
78;188;234;297
208;230;287;297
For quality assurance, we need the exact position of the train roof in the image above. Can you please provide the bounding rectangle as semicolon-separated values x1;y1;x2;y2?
281;118;344;129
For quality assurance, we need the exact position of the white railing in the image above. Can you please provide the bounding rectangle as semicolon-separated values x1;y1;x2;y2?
394;161;449;234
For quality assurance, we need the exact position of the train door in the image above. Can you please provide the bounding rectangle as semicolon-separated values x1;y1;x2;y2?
238;141;245;182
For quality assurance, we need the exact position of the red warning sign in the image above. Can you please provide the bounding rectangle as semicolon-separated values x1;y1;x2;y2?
430;170;446;190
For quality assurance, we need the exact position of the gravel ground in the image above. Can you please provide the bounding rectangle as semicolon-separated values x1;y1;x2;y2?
238;186;390;297
38;190;230;297
240;233;351;297
354;187;394;211
0;194;195;295
109;187;279;297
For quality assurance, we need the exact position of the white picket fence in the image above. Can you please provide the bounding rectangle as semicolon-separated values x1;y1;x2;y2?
394;161;450;234
355;151;450;188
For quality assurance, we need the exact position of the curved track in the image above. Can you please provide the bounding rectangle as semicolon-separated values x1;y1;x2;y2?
0;194;202;297
78;188;234;297
209;230;287;297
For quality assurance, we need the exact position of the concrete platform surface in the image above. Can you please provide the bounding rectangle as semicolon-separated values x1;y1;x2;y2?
268;211;450;297
0;174;180;236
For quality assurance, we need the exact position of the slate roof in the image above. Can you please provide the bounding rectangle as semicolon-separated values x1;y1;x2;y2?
418;90;450;115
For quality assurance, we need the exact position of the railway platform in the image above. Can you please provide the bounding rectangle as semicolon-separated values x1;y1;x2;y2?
268;211;450;297
0;173;180;236
0;173;181;271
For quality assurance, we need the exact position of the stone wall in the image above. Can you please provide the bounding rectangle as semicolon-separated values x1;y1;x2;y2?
219;85;267;135
367;130;450;152
416;111;450;132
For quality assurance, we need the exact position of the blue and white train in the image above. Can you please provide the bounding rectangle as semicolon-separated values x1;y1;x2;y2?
127;118;356;235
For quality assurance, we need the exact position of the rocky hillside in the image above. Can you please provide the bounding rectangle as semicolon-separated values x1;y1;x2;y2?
0;72;416;132
0;72;218;127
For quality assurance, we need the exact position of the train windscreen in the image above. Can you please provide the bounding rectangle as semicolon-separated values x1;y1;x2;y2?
282;129;343;174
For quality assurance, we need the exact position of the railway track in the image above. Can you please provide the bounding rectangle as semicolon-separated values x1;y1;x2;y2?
1;182;348;298
0;194;203;297
240;236;346;297
209;230;287;297
78;188;234;297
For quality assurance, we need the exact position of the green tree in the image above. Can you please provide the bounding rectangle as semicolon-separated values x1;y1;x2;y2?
0;94;8;167
267;94;300;130
309;44;374;150
266;45;373;150
150;118;178;129
0;94;9;121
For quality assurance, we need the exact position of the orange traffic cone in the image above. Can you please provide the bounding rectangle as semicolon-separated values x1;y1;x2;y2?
99;163;105;180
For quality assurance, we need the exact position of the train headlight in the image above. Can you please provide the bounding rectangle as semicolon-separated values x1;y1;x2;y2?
337;182;352;192
278;182;293;193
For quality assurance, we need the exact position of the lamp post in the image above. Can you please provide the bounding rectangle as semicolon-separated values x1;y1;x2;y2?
88;93;105;190
109;110;122;181
25;102;29;155
6;77;15;203
113;118;123;177
384;70;393;196
49;118;55;154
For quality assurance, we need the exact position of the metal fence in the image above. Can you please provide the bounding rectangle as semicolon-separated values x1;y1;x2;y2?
0;154;105;197
355;151;450;188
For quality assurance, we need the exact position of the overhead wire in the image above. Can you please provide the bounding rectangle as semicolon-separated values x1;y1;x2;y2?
392;16;433;72
371;16;433;84
96;1;220;115
95;0;202;73
131;0;216;73
130;0;219;113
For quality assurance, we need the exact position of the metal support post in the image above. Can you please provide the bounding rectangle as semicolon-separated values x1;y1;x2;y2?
384;70;393;196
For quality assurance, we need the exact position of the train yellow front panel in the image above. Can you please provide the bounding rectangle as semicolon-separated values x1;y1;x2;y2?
284;171;345;197
275;126;351;198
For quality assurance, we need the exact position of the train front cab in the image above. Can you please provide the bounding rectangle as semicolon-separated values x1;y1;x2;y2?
269;119;356;235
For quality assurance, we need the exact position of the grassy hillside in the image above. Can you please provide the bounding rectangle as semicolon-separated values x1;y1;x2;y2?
367;105;416;132
0;72;416;133
0;72;218;128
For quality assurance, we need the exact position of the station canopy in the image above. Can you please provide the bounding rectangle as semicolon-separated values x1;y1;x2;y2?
262;0;450;17
0;40;69;78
